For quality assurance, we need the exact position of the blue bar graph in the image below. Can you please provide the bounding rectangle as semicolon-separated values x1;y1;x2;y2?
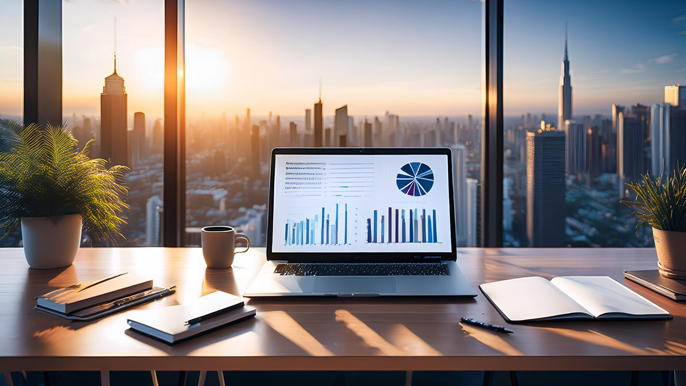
284;204;350;246
365;206;440;244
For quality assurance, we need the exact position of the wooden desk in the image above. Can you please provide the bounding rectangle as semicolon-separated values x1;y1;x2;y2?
1;247;685;377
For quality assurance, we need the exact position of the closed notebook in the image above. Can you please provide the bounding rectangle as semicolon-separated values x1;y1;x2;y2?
37;273;153;314
480;276;671;322
624;270;686;301
127;291;255;344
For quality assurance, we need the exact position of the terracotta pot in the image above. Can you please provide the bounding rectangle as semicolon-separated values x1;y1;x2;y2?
21;215;82;269
653;228;686;279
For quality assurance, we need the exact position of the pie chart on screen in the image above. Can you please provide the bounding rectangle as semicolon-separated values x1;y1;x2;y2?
396;162;434;196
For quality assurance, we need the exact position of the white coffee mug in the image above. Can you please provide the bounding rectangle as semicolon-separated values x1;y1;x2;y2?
201;226;250;269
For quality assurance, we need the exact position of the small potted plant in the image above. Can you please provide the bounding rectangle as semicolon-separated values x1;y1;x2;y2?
623;165;686;279
0;119;129;269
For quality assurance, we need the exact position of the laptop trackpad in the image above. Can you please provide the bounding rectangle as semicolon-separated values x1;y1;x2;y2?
313;277;397;295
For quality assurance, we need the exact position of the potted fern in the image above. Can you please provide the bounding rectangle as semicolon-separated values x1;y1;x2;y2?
623;165;686;279
0;120;129;269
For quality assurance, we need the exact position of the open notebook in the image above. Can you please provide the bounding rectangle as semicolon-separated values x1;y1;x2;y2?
480;276;671;322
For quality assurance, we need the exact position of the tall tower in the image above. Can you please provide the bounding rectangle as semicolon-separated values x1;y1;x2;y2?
334;105;348;147
558;25;572;130
314;91;323;147
100;42;128;168
527;129;565;247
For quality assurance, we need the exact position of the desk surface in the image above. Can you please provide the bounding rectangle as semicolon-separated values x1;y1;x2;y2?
1;247;685;372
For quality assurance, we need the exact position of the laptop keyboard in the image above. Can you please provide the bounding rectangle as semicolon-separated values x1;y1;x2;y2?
274;263;450;276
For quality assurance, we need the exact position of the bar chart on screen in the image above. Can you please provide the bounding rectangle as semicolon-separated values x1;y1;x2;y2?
365;207;440;245
283;203;358;246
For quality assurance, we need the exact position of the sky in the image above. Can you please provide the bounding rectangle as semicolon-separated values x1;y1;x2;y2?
0;0;684;122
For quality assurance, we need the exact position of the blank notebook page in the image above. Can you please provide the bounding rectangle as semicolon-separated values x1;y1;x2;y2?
480;276;591;322
550;276;669;318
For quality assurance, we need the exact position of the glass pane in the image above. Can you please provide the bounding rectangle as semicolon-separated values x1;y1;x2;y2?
185;0;482;247
504;0;685;247
63;0;164;246
0;0;23;246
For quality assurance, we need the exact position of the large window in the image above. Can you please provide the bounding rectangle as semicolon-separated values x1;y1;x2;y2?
0;0;23;246
184;0;483;247
503;0;686;247
61;0;164;246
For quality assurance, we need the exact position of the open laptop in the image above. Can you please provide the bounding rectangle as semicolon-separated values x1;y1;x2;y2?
244;148;477;297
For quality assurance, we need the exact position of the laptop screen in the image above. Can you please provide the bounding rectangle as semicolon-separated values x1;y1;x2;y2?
270;152;453;254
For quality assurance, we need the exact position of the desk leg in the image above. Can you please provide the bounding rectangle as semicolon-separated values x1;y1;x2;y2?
197;371;207;386
217;371;226;386
151;371;160;386
405;370;412;386
100;371;110;386
3;372;14;386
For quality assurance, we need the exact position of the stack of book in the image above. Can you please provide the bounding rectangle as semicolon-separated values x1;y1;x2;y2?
126;291;256;344
35;272;176;321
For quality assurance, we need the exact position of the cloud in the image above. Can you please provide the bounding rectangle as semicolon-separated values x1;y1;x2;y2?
673;15;686;22
598;69;610;74
620;63;647;74
648;53;678;64
680;31;686;35
677;67;686;73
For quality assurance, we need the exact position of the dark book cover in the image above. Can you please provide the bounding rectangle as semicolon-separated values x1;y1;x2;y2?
624;270;686;301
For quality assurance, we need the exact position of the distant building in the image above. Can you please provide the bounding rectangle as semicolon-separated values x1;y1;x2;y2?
652;103;686;176
133;112;145;164
289;121;298;147
305;108;312;132
314;98;323;147
665;85;686;109
151;119;163;154
100;55;128;167
558;27;573;131
364;120;372;147
466;178;479;247
251;124;260;176
324;128;331;147
527;129;566;247
335;105;348;147
617;112;645;197
586;125;603;183
451;145;468;246
611;104;625;133
145;195;163;246
564;120;585;178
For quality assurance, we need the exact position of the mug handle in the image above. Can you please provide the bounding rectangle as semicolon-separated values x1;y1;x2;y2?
234;234;250;253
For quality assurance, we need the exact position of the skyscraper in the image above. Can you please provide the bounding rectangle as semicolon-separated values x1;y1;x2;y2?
364;120;372;147
527;129;565;247
651;103;686;177
334;105;348;147
305;108;312;132
314;98;323;147
100;53;128;167
564;119;586;178
617;112;645;197
251;124;260;176
151;118;163;155
466;178;479;248
451;144;467;246
145;195;163;247
665;85;686;109
132;112;145;164
611;104;624;133
289;121;298;147
558;26;572;130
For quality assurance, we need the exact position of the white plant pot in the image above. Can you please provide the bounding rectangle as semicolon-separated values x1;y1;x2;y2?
21;214;82;269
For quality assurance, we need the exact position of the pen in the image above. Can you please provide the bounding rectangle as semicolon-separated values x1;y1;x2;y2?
77;272;128;292
461;317;513;334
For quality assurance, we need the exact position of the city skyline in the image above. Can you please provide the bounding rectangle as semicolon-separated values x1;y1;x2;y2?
2;0;685;120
